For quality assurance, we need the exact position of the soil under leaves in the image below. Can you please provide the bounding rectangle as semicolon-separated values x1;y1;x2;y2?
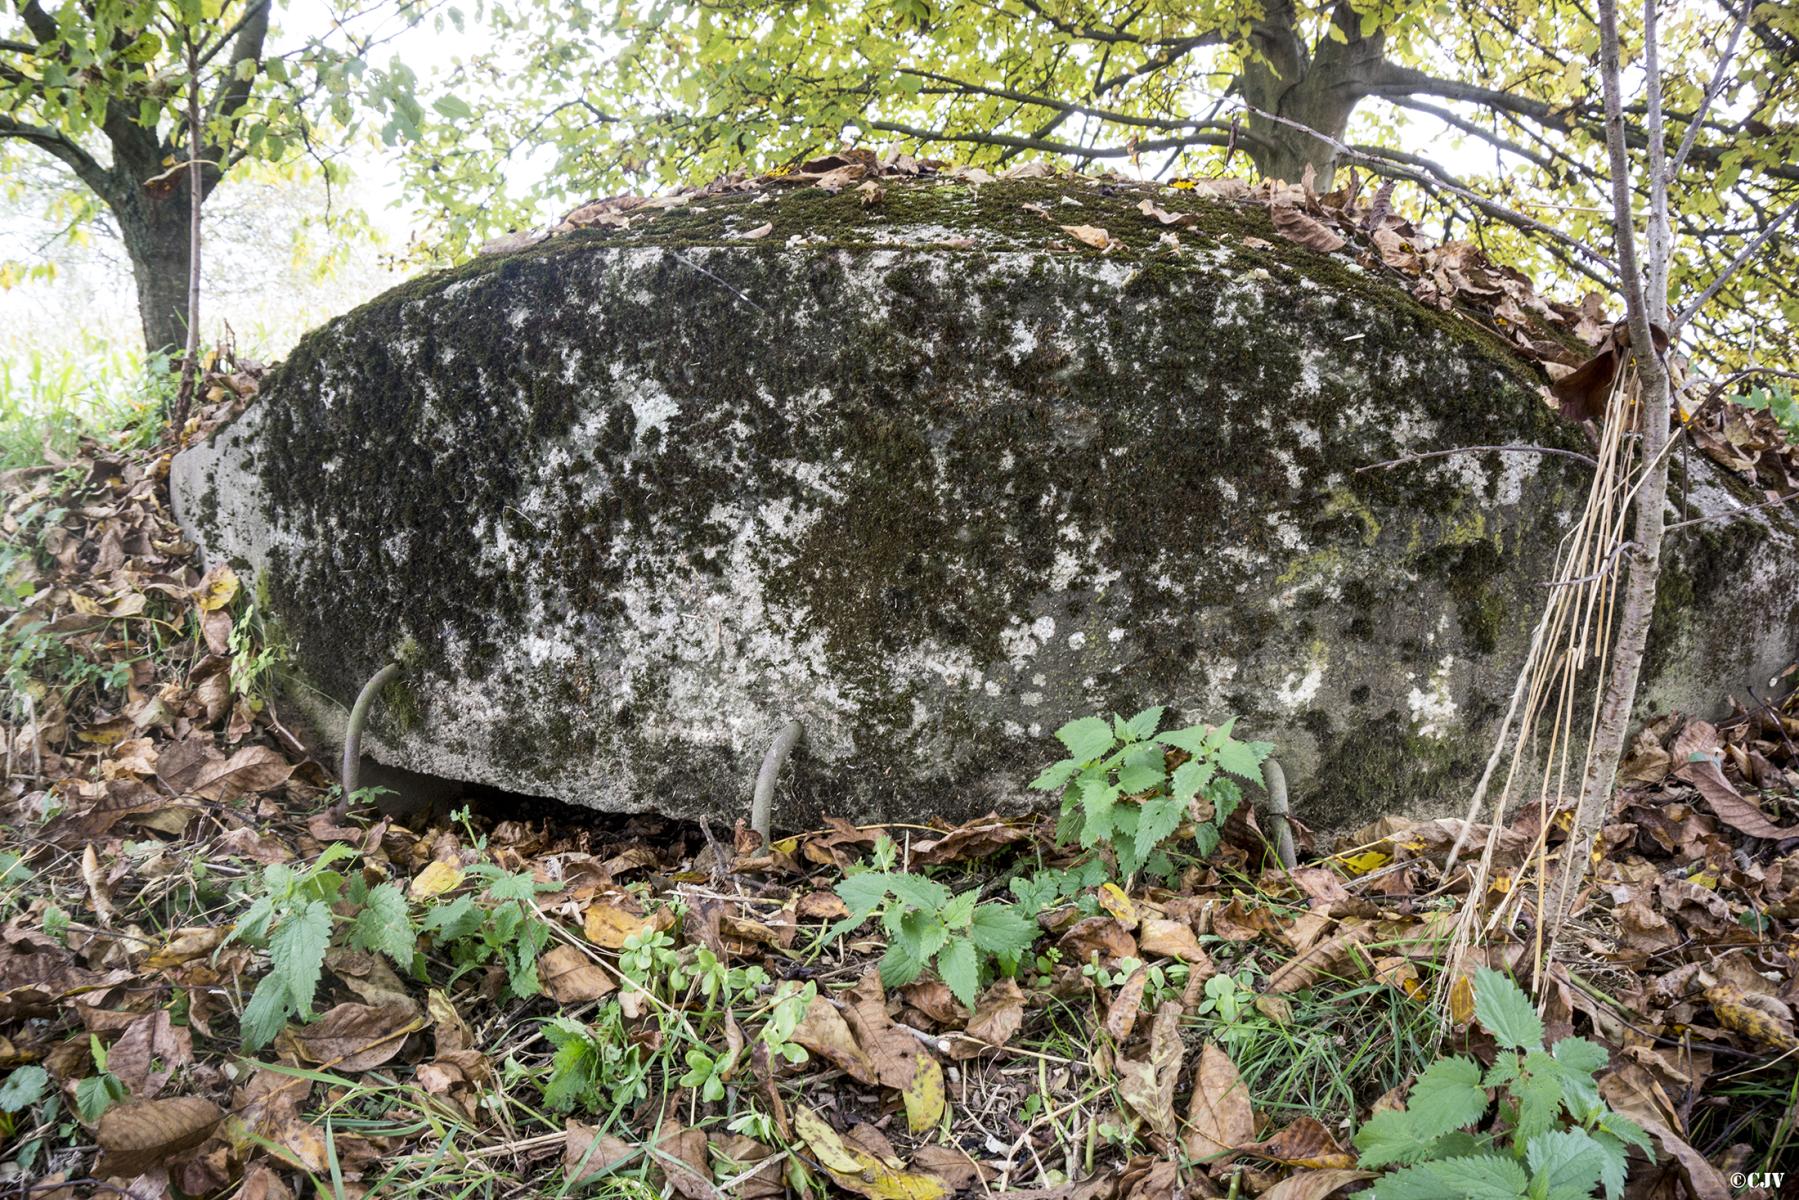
2;361;1797;1200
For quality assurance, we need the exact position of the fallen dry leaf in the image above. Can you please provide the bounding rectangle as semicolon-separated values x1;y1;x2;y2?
1060;224;1113;251
1269;203;1345;253
901;1051;947;1132
582;899;657;949
540;944;616;1003
956;978;1024;1056
96;1096;223;1178
1105;966;1150;1042
1257;1168;1375;1200
793;1103;947;1200
284;1001;425;1071
1114;1000;1184;1140
409;860;465;900
1139;917;1211;966
192;563;239;612
1241;1115;1355;1168
791;994;878;1086
1672;720;1796;839
1183;1041;1254;1162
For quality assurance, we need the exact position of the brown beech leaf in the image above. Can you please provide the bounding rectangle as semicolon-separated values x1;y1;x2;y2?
1183;1042;1254;1162
909;1144;994;1191
1137;198;1200;228
1060;224;1113;251
107;1010;192;1098
1269;203;1345;253
707;1134;785;1200
957;978;1024;1056
909;814;1030;865
285;1001;424;1071
185;745;294;801
1267;922;1374;993
565;1123;639;1185
1257;1169;1375;1200
1139;917;1212;966
540;944;616;1003
97;1096;223;1178
1672;721;1797;840
1105;966;1151;1042
1058;916;1137;964
1241;1115;1356;1168
792;994;878;1086
1114;1000;1184;1140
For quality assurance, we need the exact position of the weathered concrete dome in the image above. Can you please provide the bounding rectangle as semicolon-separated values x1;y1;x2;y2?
172;180;1798;833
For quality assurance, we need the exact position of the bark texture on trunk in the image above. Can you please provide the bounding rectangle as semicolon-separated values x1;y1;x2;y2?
1239;0;1386;185
121;194;195;357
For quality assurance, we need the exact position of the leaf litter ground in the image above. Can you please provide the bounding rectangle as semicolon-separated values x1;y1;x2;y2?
2;354;1798;1197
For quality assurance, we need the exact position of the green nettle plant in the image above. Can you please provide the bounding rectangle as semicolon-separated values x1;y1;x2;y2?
1355;968;1653;1200
232;844;553;1051
833;836;1040;1008
1031;707;1273;878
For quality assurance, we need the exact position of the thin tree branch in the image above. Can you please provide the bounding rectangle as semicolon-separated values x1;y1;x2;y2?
1669;0;1752;179
864;120;1237;159
1672;197;1799;333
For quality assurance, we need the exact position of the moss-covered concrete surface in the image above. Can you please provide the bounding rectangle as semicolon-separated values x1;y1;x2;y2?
170;179;1799;832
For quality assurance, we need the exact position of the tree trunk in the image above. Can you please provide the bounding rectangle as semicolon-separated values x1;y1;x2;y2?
1238;0;1385;186
116;187;195;357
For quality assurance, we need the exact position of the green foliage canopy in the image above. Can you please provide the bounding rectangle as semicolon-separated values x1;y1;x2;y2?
401;0;1798;371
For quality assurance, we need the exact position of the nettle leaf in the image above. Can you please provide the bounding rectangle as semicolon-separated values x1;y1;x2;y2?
239;972;291;1052
1525;1128;1606;1200
1472;968;1544;1050
887;873;951;912
1511;1059;1564;1146
1154;724;1210;754
271;899;332;1018
1373;1153;1529;1200
878;935;925;988
1134;795;1187;861
1170;758;1214;801
1055;716;1115;763
1594;1110;1652;1158
1548;1037;1608;1115
936;936;979;1009
1356;1108;1449;1169
1030;758;1081;791
969;903;1039;960
1079;777;1120;847
350;882;416;968
1115;761;1164;795
898;907;950;961
941;889;978;931
1214;735;1273;780
1122;705;1165;739
835;872;893;923
1211;777;1243;824
1405;1055;1490;1138
420;894;481;942
1587;1130;1630;1200
1193;821;1222;858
